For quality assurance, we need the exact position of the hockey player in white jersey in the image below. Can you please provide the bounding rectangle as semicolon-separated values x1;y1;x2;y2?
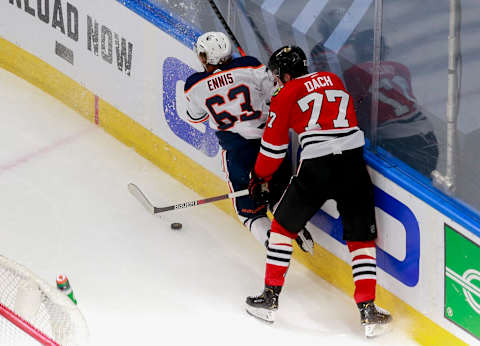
184;32;313;253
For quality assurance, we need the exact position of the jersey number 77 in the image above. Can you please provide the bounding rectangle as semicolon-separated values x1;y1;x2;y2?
268;89;352;131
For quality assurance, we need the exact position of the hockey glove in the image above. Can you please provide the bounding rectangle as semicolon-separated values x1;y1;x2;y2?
248;172;271;205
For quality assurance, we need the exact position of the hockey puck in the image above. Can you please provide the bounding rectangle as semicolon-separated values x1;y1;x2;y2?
170;222;182;230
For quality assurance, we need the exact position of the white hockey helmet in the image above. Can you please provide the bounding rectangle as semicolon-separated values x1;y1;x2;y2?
194;31;232;66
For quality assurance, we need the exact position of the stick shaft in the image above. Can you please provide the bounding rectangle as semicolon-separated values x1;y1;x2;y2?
235;0;273;55
207;0;246;56
129;183;249;215
153;189;248;213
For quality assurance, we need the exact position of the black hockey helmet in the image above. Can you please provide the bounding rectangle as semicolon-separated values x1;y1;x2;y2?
347;29;390;62
268;46;308;82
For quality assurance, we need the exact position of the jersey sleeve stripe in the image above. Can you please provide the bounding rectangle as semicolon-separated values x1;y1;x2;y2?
189;117;208;124
259;147;286;159
260;138;288;159
187;110;208;123
260;139;288;151
260;144;287;154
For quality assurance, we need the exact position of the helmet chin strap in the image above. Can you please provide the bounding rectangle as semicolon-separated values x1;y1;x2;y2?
205;64;218;73
197;53;208;71
197;57;214;73
200;57;233;74
281;73;292;84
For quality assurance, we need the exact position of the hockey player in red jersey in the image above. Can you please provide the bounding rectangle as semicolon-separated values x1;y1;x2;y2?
311;29;438;177
246;46;392;337
184;32;313;253
342;29;438;177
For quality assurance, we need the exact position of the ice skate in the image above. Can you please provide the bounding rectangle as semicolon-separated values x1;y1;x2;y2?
295;227;314;254
245;285;281;323
358;300;392;338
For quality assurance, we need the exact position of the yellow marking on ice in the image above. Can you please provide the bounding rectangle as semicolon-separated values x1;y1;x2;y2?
1;36;466;346
293;242;467;346
0;37;235;218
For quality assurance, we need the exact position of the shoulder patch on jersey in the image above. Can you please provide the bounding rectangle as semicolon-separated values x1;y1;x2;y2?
226;56;262;69
272;85;284;97
184;71;210;92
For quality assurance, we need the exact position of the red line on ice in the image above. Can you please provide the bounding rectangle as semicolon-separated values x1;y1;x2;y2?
0;127;92;175
94;95;99;125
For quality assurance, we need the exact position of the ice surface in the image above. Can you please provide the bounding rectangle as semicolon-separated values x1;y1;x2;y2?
0;68;418;345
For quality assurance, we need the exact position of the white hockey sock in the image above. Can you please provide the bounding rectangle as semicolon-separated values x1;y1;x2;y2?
269;232;292;244
245;216;271;247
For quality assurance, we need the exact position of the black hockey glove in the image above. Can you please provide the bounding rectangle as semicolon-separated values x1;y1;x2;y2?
248;172;271;206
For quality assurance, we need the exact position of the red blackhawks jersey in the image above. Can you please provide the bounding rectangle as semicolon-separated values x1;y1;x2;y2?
255;71;365;179
343;61;432;139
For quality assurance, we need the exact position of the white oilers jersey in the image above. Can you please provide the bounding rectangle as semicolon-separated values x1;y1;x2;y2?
184;56;276;140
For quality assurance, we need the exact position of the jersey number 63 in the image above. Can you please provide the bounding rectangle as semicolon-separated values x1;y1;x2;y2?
205;85;261;131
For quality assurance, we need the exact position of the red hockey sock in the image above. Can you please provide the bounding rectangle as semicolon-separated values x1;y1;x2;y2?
265;220;295;287
347;240;377;303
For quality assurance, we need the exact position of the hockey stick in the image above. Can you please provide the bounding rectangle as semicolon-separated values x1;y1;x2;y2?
207;0;246;57
235;0;273;55
128;183;248;214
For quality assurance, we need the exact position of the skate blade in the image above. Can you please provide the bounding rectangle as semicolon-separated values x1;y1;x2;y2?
364;322;392;338
245;305;275;323
304;240;314;255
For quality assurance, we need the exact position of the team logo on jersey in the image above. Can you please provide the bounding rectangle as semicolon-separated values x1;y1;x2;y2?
272;86;284;97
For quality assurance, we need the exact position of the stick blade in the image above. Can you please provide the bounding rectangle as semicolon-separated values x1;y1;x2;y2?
128;183;155;214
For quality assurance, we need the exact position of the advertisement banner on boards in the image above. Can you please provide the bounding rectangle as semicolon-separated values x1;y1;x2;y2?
2;1;480;344
445;224;480;340
0;0;225;178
